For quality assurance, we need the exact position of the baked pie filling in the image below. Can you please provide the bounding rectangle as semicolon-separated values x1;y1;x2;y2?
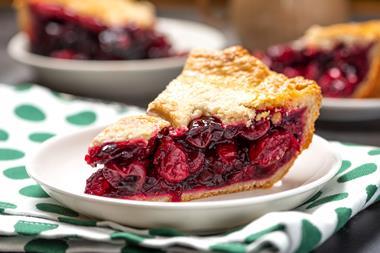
26;1;173;60
83;46;321;201
85;108;305;201
257;42;373;97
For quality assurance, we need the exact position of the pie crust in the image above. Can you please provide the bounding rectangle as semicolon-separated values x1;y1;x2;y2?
86;46;322;201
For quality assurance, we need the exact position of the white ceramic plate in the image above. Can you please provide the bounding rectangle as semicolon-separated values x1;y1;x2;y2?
7;18;226;102
321;98;380;121
27;126;341;233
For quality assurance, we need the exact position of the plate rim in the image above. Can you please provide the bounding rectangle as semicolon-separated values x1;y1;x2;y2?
323;97;380;109
27;125;342;209
7;17;226;72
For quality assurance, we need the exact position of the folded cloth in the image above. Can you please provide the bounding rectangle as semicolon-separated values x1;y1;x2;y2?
0;84;379;253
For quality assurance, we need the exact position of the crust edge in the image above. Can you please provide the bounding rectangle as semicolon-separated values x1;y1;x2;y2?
353;42;380;98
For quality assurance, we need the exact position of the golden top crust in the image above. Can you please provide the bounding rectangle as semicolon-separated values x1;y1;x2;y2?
92;46;321;146
15;0;155;28
91;115;169;147
301;20;380;48
148;46;321;127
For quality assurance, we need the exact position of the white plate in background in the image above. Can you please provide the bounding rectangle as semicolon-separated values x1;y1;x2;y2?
27;126;341;233
321;98;380;121
8;18;226;103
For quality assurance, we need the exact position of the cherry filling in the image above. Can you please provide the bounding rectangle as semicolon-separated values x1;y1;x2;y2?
256;43;373;97
85;108;306;201
26;2;173;60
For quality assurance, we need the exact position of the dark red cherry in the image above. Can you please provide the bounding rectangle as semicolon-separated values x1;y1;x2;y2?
188;151;205;173
224;125;242;139
85;169;111;196
303;47;319;58
121;161;147;192
102;169;125;188
102;160;147;193
99;28;131;50
281;108;305;140
50;49;77;59
86;140;148;166
283;67;301;78
228;165;254;183
216;143;237;163
186;117;223;148
240;120;270;141
249;131;298;167
304;63;320;80
153;138;190;183
267;45;295;63
328;67;342;79
197;169;214;186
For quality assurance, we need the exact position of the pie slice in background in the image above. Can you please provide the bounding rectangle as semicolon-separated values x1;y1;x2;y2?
256;21;380;98
15;0;173;60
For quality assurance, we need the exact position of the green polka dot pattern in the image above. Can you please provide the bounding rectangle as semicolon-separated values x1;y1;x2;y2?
57;217;97;226
66;111;96;126
19;185;50;198
24;239;68;253
35;203;78;217
3;166;29;180
111;232;147;244
0;148;24;160
365;185;378;203
15;104;46;122
14;83;33;91
29;132;55;143
306;193;349;209
368;149;380;156
0;201;17;213
245;224;285;243
335;207;352;232
14;220;58;235
0;84;379;253
337;163;377;183
299;191;323;207
337;160;352;174
149;227;185;237
210;242;246;253
295;220;322;253
0;129;9;141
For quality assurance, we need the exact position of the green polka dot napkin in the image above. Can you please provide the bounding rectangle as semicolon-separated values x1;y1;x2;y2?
1;83;380;253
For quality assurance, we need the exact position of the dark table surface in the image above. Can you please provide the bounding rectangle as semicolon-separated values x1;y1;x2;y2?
1;7;380;253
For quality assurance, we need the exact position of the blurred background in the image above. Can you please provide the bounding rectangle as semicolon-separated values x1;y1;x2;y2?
1;0;380;85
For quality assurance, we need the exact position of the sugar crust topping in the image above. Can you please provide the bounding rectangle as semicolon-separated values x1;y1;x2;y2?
94;46;321;145
299;20;380;49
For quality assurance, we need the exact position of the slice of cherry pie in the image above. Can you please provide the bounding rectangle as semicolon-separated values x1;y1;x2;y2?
85;46;322;202
15;0;173;60
256;21;380;98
